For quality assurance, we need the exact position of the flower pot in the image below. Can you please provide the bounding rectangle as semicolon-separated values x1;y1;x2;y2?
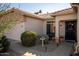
55;39;60;46
59;36;64;43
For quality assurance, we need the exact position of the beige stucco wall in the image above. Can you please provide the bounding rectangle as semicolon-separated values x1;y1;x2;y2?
5;22;25;40
25;17;44;35
55;13;77;21
5;17;44;40
43;21;46;34
4;9;77;41
77;6;79;44
59;22;65;37
55;13;77;39
3;10;26;40
62;13;76;38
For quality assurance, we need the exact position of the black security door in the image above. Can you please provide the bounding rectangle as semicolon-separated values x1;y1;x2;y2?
65;21;77;42
46;24;51;35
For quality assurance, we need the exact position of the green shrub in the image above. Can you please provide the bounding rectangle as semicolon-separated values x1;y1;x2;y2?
0;36;10;53
21;31;38;47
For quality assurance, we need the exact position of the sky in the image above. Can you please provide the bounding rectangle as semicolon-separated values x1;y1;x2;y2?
11;3;71;14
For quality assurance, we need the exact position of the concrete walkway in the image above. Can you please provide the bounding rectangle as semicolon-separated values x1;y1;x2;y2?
8;39;73;56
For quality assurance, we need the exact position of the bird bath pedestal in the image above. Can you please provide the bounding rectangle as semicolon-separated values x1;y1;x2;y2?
40;37;46;47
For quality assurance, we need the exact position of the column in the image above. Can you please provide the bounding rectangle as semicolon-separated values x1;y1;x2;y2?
77;6;79;44
74;6;79;53
55;19;59;42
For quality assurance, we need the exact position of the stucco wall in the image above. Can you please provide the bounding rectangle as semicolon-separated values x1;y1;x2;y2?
25;17;44;35
5;17;44;40
5;22;25;40
43;21;46;34
77;6;79;44
55;13;77;21
59;22;65;37
55;13;77;39
4;9;77;41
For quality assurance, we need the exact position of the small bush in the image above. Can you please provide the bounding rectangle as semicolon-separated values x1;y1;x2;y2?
0;36;10;53
21;31;38;47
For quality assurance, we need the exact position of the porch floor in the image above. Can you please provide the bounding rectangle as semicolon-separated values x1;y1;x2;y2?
7;39;73;56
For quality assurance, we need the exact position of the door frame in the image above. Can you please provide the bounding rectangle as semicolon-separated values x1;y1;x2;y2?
65;20;77;42
46;21;55;40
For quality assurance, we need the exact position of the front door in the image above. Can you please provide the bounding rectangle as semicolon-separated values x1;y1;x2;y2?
46;24;51;34
65;21;77;42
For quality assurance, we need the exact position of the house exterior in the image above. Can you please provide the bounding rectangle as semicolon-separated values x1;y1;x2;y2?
48;8;77;41
3;8;46;40
1;3;79;53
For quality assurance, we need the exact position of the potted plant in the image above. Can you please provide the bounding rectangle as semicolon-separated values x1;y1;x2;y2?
59;36;64;43
55;38;60;46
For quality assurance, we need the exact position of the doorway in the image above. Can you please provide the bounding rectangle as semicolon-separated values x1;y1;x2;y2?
65;21;77;42
46;21;55;40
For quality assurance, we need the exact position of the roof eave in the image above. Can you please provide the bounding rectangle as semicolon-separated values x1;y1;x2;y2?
50;8;74;16
71;3;79;13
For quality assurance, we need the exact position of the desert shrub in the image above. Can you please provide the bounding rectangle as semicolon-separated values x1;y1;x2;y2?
21;31;38;47
0;36;10;53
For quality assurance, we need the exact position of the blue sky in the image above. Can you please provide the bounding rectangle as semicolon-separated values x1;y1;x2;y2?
11;3;71;13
